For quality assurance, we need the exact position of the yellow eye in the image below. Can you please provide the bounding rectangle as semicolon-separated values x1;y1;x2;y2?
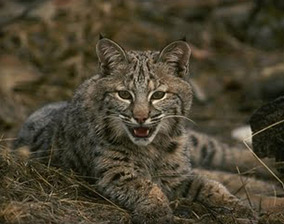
151;91;166;100
118;91;132;100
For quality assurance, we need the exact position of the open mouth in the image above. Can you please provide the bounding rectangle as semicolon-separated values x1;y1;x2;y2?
133;127;150;138
131;127;152;138
125;125;159;145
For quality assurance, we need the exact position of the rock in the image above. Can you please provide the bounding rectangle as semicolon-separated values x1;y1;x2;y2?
249;96;284;173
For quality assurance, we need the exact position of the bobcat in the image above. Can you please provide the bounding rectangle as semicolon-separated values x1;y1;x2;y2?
14;37;256;223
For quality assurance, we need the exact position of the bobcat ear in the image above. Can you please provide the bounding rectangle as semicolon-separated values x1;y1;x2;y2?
96;38;128;75
158;40;191;78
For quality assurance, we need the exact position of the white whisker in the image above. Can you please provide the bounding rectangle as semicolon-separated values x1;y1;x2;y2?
162;115;197;126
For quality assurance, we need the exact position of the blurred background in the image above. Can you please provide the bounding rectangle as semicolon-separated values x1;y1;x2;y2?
0;0;284;143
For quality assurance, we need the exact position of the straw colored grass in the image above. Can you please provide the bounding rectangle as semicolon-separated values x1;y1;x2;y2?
0;148;266;224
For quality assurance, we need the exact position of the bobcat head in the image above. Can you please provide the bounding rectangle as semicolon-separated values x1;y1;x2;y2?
81;37;193;146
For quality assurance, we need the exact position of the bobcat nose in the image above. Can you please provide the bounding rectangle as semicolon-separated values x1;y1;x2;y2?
134;115;148;124
133;102;149;124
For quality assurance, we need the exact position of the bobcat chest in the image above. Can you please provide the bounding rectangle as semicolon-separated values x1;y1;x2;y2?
144;142;191;194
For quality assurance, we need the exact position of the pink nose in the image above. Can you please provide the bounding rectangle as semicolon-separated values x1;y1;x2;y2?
134;115;148;124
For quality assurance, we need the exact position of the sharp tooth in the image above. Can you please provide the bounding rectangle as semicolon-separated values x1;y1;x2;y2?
133;128;150;137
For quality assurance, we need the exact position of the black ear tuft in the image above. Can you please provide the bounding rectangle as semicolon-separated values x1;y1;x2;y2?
180;36;187;42
99;33;104;40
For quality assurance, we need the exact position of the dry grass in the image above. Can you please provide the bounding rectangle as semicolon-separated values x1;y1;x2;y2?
0;148;131;224
0;148;265;224
1;143;283;223
243;119;284;189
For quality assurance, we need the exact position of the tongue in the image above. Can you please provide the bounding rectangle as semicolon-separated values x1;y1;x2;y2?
133;127;149;137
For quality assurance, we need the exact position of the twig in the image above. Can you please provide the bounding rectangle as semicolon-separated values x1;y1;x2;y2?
236;166;252;208
243;119;284;189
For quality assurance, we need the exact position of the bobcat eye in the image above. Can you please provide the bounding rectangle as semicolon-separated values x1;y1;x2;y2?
118;91;132;100
151;91;166;100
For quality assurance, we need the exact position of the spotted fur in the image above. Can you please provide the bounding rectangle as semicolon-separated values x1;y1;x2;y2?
14;38;254;223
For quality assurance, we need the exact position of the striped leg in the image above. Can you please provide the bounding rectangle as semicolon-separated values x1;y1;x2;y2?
194;168;284;212
181;174;255;219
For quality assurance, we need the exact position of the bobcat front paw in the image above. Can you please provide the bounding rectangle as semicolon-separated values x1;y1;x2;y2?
131;204;173;224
